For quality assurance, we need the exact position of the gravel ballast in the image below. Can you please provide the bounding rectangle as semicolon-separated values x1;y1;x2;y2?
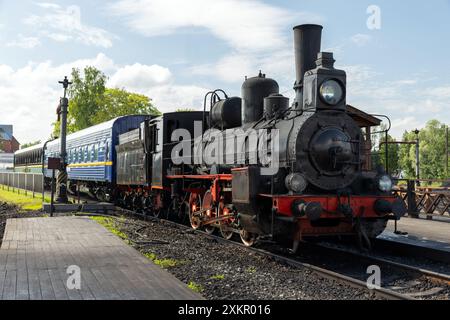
102;214;378;300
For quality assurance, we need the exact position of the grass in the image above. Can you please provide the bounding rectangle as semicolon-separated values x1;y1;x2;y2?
187;281;204;293
0;187;49;211
143;252;185;269
210;274;225;280
246;266;257;274
90;216;129;241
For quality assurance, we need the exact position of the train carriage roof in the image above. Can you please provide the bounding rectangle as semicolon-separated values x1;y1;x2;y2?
15;115;150;156
14;142;45;156
46;115;149;149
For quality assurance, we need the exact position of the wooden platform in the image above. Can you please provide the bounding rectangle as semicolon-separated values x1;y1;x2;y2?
0;217;203;300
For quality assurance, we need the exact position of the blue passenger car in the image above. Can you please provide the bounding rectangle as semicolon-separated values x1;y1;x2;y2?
44;116;149;196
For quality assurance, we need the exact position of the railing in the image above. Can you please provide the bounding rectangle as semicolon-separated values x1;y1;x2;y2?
393;179;450;219
0;172;45;199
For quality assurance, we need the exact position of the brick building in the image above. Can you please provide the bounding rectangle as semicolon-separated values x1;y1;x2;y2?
0;125;20;153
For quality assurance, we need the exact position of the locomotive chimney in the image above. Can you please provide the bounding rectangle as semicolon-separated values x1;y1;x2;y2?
293;24;323;108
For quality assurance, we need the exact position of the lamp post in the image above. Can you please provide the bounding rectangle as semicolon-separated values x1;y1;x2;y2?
56;76;72;203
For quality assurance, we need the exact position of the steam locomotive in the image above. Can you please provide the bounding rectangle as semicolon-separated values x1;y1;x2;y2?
114;24;406;250
15;24;406;250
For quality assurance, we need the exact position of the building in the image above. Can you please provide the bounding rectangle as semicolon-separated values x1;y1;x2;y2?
0;125;20;153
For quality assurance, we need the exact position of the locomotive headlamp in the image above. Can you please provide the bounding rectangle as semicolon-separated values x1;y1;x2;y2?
319;79;344;105
285;173;308;194
378;175;393;192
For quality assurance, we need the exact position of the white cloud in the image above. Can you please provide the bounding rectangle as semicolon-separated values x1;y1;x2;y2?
109;63;172;89
350;33;372;47
0;54;208;144
190;53;255;83
109;0;322;87
341;63;450;139
391;79;418;86
35;2;61;9
390;116;423;137
47;33;72;42
109;0;321;52
190;48;295;84
145;85;208;111
6;34;41;49
426;86;450;98
24;4;115;48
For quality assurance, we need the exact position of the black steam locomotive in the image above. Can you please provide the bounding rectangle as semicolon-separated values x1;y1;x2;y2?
114;24;406;250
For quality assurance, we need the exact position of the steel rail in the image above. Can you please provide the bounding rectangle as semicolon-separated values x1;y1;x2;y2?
313;243;450;285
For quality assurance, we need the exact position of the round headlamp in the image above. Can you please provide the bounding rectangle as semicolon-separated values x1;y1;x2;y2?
378;175;393;192
285;173;308;194
320;79;344;105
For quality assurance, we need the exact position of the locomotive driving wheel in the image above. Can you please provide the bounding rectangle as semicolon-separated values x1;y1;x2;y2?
220;224;234;240
188;193;202;230
202;191;216;235
219;204;234;240
240;229;257;247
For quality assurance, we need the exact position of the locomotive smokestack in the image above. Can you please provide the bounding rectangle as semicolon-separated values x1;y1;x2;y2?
293;24;323;108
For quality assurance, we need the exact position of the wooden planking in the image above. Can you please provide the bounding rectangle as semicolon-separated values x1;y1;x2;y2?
0;216;203;300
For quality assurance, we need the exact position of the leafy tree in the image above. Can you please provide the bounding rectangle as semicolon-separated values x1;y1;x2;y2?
371;124;400;175
398;120;448;181
52;66;106;138
21;140;41;149
92;88;160;124
51;66;160;137
398;130;416;178
68;66;107;132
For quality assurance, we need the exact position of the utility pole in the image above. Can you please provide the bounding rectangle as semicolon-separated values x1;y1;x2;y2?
56;76;72;203
414;129;420;187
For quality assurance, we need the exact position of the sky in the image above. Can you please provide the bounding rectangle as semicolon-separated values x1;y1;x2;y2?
0;0;449;144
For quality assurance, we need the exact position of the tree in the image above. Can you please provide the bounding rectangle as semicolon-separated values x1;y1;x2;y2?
398;131;416;178
92;88;160;124
68;66;107;132
52;66;106;138
51;66;160;137
371;124;400;175
21;140;41;149
398;120;448;181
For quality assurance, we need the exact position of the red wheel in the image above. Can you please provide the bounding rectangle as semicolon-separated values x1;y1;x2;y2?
202;191;216;235
219;205;234;240
189;193;202;230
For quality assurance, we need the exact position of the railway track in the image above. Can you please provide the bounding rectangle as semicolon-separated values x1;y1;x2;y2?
60;192;449;300
86;207;448;300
